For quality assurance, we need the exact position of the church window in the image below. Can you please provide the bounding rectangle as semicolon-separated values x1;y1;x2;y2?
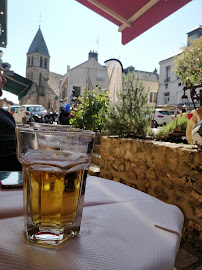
40;57;43;67
28;56;30;67
31;56;34;66
39;73;43;85
44;58;47;69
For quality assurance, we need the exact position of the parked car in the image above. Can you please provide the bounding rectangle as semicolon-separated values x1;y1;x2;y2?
2;105;20;115
152;108;174;128
8;105;21;115
13;105;47;124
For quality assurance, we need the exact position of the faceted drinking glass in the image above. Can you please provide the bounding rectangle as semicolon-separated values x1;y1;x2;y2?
16;125;95;246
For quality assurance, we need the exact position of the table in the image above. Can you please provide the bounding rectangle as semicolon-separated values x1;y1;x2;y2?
0;175;184;270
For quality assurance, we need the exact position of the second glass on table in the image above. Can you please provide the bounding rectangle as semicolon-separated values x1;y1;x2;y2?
16;124;95;246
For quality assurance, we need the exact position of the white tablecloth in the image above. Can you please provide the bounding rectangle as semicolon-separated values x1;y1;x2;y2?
0;175;184;270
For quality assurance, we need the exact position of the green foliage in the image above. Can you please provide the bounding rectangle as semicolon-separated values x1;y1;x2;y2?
70;87;109;132
174;37;202;87
153;113;189;141
102;73;151;137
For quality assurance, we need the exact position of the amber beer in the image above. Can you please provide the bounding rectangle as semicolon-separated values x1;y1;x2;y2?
25;168;85;227
16;125;94;246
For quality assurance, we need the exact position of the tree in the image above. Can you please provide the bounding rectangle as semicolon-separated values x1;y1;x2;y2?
102;72;151;137
174;37;202;87
70;87;109;132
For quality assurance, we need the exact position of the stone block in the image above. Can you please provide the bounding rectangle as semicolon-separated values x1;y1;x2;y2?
118;164;125;172
193;182;202;194
191;190;202;203
136;151;145;160
193;152;202;166
124;149;134;161
175;247;199;269
145;168;157;181
154;186;169;201
195;208;202;219
125;161;131;172
112;163;119;171
162;179;174;189
130;162;137;169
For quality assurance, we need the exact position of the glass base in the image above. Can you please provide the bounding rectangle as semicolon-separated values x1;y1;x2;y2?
26;226;80;246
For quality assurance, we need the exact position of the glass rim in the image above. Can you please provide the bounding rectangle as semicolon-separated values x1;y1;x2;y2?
15;124;95;136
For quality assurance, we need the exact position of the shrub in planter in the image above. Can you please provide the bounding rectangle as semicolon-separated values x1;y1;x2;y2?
70;87;109;132
153;113;189;142
102;73;151;138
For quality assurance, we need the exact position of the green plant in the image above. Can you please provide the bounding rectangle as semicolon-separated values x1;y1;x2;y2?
70;87;109;132
102;73;151;137
153;113;189;141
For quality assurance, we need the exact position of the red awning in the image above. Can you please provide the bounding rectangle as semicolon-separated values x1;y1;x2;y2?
76;0;192;45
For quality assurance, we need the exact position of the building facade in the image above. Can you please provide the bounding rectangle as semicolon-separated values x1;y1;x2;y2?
60;51;110;104
124;66;159;108
157;25;202;111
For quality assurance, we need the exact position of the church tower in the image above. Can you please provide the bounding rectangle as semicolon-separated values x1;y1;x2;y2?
26;27;50;87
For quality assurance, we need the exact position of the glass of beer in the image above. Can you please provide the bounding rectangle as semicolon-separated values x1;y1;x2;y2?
16;125;95;246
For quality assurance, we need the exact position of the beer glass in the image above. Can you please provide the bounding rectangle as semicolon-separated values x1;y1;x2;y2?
16;125;95;246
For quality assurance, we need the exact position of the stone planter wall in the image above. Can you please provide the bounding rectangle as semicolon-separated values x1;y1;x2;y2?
100;136;202;250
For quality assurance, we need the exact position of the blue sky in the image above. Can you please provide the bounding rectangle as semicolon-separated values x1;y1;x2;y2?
1;0;201;103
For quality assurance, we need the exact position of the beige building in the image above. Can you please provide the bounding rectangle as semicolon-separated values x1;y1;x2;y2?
60;51;110;104
124;66;159;108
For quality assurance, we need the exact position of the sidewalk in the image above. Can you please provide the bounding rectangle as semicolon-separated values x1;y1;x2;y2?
175;242;202;270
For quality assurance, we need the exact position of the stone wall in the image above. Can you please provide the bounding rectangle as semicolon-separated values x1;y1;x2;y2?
100;136;202;250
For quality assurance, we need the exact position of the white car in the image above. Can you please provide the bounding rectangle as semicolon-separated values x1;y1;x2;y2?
13;105;47;124
152;109;174;128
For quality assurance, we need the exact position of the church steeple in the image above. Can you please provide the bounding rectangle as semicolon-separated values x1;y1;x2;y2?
27;27;50;57
26;27;50;85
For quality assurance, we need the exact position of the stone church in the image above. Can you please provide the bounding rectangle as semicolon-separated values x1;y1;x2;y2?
20;27;63;111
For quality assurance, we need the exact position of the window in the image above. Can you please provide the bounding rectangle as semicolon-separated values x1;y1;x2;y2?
28;56;30;67
31;56;34;66
165;66;171;82
40;57;43;67
39;73;42;85
96;70;104;81
190;34;198;41
149;92;157;103
164;92;170;104
44;58;47;69
72;86;80;100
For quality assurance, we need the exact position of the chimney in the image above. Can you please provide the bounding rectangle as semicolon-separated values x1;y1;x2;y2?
88;50;98;61
67;65;70;72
